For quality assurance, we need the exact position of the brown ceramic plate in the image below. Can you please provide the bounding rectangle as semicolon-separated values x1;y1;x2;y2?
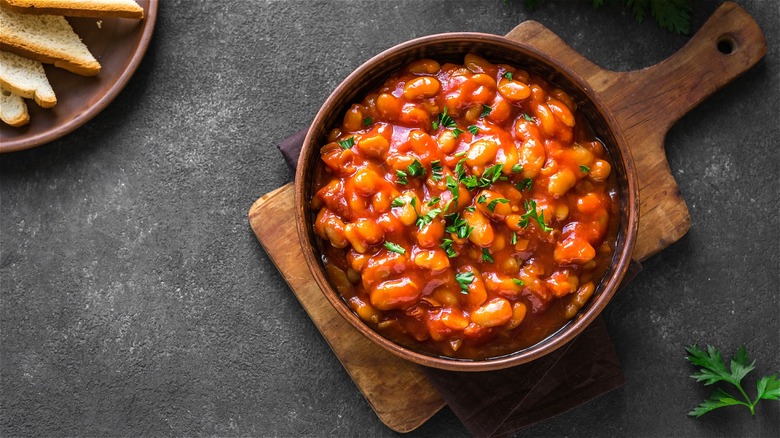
0;0;157;153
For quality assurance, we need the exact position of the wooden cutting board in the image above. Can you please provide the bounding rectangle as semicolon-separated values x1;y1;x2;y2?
248;3;765;432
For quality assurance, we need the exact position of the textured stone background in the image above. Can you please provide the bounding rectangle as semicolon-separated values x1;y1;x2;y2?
1;0;778;436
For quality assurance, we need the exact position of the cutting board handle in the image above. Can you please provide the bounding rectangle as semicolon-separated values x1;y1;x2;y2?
600;1;767;137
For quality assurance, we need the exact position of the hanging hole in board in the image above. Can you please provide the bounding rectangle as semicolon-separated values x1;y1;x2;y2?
717;34;737;55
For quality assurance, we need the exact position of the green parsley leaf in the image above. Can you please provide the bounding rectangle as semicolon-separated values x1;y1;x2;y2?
479;164;506;187
518;199;552;232
516;178;532;191
427;197;440;207
453;150;467;157
396;170;408;185
454;160;467;180
407;159;425;177
481;248;493;263
384;241;406;254
467;125;479;135
522;112;534;122
461;175;479;190
477;194;487;204
687;344;780;417
431;160;443;181
503;71;513;81
512;278;525;286
435;107;458;132
445;212;473;240
511;164;523;174
440;238;457;258
511;232;517;245
455;271;475;294
445;175;459;212
416;208;442;229
480;104;492;117
391;197;406;208
363;117;373;126
337;137;355;150
580;165;591;174
465;206;476;212
487;198;509;213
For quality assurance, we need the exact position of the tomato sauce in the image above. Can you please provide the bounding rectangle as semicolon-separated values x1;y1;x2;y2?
311;54;619;359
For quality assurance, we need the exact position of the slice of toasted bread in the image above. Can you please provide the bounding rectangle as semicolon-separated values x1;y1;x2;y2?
0;85;29;127
0;7;101;76
0;0;143;19
0;51;56;108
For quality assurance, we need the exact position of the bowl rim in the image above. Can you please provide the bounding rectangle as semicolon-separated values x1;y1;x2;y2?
295;32;639;372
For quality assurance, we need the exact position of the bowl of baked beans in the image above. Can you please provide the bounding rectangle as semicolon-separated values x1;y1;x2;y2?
295;33;639;371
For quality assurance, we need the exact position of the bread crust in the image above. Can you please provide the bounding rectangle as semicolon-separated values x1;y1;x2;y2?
0;51;57;107
0;86;29;127
0;42;100;76
0;0;144;19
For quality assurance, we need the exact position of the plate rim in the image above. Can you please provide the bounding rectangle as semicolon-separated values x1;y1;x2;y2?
0;0;159;153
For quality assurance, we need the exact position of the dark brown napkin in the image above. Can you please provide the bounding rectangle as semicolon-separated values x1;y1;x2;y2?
279;128;641;437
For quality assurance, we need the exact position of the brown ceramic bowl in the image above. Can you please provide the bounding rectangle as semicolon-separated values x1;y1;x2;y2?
295;33;639;371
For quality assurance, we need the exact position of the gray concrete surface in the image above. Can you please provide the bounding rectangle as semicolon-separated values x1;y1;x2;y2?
1;0;778;436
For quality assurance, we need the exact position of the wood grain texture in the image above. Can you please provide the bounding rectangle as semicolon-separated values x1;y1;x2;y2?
507;2;766;261
249;2;765;431
249;185;445;433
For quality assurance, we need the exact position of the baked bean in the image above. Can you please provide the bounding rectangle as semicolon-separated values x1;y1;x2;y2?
370;277;421;310
465;139;499;167
548;168;577;197
471;297;513;327
497;76;531;102
403;77;441;100
311;55;619;359
589;159;612;181
357;134;389;159
405;59;440;75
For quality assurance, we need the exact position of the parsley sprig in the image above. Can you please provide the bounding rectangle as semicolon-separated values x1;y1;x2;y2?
518;199;552;232
432;107;463;137
687;344;779;417
337;137;355;150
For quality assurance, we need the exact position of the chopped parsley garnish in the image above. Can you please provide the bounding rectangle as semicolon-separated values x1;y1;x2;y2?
518;199;552;232
481;248;493;263
510;232;517;245
580;165;591;174
465;206;476;212
478;163;506;187
512;278;525;286
455;271;475;294
467;125;479;135
416;208;442;229
363;117;372;126
440;238;457;258
433;106;458;131
407;159;425;177
396;169;408;185
445;212;473;239
391;197;406;208
477;194;488;204
431;160;443;181
427;197;440;207
516;178;532;191
384;241;406;254
453;150;467;157
337;137;355;150
454;160;467;180
452;128;465;138
487;198;509;212
522;112;534;122
511;164;523;173
503;71;513;81
444;175;459;212
480;104;492;117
